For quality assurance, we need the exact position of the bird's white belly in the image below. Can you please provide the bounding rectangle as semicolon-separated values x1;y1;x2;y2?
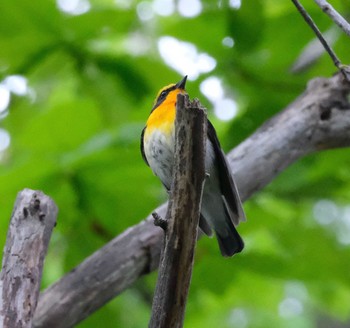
144;128;230;234
144;127;216;191
144;129;175;189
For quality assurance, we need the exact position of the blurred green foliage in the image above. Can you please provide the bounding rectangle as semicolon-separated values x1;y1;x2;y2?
1;0;350;327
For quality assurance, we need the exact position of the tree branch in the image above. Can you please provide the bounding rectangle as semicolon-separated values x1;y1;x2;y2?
0;189;58;328
314;0;350;38
33;73;350;328
291;0;348;78
149;95;207;327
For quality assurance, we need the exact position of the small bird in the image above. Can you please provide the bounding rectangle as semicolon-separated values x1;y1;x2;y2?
141;76;245;257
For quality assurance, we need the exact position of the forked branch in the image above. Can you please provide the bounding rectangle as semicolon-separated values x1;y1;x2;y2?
33;73;350;328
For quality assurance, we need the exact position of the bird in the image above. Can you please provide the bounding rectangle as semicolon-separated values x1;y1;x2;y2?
141;76;245;257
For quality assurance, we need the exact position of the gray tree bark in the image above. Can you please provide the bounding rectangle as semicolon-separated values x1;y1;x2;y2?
149;95;207;327
314;0;350;38
0;189;58;328
33;73;350;328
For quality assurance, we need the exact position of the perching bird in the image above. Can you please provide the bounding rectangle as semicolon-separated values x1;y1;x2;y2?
141;76;245;256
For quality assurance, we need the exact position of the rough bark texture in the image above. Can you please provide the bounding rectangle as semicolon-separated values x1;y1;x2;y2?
149;95;207;327
33;74;350;328
229;74;350;201
0;189;58;328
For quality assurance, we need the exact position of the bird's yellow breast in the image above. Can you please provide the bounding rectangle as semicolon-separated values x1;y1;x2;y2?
144;88;184;140
145;101;175;137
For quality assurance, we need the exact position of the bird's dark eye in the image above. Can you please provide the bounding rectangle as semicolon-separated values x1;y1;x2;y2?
159;90;167;100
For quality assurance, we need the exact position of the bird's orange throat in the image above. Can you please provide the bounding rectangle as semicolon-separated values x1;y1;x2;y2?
144;89;186;139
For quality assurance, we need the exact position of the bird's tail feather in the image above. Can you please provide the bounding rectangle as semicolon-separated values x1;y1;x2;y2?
215;199;244;257
216;223;244;257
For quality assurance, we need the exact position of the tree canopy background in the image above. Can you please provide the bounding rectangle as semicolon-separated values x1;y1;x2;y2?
1;0;350;327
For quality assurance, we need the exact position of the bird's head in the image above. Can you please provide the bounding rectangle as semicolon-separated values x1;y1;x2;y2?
151;76;188;112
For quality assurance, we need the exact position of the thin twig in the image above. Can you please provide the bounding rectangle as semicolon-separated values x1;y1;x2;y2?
291;0;350;80
314;0;350;38
152;212;168;230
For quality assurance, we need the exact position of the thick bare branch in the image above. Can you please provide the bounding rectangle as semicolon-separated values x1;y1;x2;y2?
0;189;57;328
33;74;350;328
314;0;350;38
228;74;350;200
149;95;207;327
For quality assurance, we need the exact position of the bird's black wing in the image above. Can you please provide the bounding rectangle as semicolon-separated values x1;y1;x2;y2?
199;214;213;236
140;127;149;166
207;120;246;225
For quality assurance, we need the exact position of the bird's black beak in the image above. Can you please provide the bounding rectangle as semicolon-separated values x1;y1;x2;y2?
176;75;187;90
